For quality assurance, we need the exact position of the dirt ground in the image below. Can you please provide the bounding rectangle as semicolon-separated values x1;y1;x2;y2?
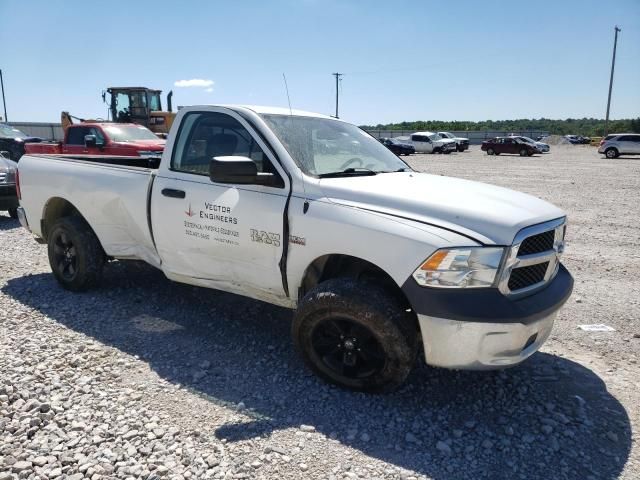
1;144;638;479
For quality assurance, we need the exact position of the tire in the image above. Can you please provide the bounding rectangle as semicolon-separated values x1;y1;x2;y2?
8;208;18;219
605;148;619;159
47;216;105;291
443;150;451;155
487;148;495;156
519;148;528;157
293;278;418;393
433;147;442;154
457;145;464;152
528;151;534;157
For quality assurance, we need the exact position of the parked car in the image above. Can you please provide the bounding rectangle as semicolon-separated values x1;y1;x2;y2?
481;137;539;156
565;135;591;145
0;124;43;161
17;104;573;392
510;136;550;153
437;132;470;152
380;137;415;156
25;123;165;157
409;132;456;154
0;152;19;218
598;133;640;158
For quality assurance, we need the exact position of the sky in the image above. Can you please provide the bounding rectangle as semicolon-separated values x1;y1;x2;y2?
0;0;638;125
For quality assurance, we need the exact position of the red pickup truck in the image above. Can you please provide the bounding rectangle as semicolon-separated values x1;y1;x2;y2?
25;123;165;157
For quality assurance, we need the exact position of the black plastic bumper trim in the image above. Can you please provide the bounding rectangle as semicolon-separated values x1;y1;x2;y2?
401;264;573;325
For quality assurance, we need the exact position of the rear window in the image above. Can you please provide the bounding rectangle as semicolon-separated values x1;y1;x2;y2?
604;135;616;141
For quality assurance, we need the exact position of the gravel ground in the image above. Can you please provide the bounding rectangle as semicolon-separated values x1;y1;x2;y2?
1;145;638;479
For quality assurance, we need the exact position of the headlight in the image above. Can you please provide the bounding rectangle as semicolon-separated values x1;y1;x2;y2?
412;247;505;288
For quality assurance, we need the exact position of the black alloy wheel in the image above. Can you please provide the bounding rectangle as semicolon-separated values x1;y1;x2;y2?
311;317;386;380
52;230;78;282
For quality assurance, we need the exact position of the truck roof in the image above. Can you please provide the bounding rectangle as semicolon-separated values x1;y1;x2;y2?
68;122;147;128
186;105;334;120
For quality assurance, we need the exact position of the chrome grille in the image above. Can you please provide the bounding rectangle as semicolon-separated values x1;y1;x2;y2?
0;172;6;183
498;218;566;297
518;230;555;255
508;262;549;290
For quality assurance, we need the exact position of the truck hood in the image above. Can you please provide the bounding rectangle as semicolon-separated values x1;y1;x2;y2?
318;172;564;245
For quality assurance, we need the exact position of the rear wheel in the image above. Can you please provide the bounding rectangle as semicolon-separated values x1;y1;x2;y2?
8;208;18;219
487;148;495;155
293;279;418;393
605;148;619;159
519;148;528;157
47;216;105;291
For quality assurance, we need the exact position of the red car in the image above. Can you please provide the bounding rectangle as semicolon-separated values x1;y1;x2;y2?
25;123;165;157
481;137;540;156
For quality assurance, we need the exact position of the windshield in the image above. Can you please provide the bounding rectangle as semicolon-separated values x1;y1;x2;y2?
428;133;441;141
439;132;453;139
0;125;28;139
517;136;536;144
103;125;161;142
262;115;410;176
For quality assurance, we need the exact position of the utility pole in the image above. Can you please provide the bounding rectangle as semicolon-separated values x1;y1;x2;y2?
332;72;343;118
0;69;7;122
604;26;621;136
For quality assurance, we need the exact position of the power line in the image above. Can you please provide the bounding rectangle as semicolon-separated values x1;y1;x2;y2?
604;26;621;136
0;69;7;122
332;72;343;118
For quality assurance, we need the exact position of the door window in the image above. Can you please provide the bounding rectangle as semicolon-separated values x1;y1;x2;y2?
172;112;281;182
66;127;90;145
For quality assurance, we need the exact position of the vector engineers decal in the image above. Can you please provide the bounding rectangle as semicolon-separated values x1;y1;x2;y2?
183;202;240;245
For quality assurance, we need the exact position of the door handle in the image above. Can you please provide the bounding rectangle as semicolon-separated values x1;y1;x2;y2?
161;188;186;199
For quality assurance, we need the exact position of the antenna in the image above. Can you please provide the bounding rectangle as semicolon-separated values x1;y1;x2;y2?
282;73;292;115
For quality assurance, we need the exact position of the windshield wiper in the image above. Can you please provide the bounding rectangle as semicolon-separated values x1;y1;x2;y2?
318;167;378;178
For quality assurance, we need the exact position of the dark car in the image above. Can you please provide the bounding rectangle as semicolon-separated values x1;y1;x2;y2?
0;124;43;161
0;152;19;218
381;137;415;156
565;135;591;145
481;137;539;156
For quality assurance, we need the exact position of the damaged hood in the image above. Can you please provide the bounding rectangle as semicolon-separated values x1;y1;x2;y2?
318;172;565;245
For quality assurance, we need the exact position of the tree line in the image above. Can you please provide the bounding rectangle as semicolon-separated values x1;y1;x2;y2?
360;118;640;136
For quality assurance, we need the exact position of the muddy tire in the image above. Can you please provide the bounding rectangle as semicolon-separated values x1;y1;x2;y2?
292;278;418;393
47;216;105;292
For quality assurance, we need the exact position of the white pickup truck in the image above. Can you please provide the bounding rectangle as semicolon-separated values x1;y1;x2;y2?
16;105;573;392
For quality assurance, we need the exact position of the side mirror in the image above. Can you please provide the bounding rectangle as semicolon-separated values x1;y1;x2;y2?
84;134;98;148
209;156;280;187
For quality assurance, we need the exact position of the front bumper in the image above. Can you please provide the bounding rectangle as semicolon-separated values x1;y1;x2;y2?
0;184;19;210
417;312;555;369
403;264;573;370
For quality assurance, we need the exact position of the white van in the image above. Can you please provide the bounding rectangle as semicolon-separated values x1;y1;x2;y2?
409;132;456;154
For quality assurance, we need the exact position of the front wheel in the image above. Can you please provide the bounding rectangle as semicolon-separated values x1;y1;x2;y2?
47;216;105;291
8;208;18;219
487;148;495;155
293;279;418;393
519;148;528;157
605;148;619;159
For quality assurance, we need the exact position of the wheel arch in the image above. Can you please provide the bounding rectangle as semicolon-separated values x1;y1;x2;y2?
41;197;98;244
298;253;413;312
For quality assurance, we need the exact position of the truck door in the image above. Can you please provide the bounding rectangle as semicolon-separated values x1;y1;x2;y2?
63;126;106;155
151;109;290;300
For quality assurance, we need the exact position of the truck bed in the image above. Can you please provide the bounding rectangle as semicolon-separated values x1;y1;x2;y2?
18;153;162;268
